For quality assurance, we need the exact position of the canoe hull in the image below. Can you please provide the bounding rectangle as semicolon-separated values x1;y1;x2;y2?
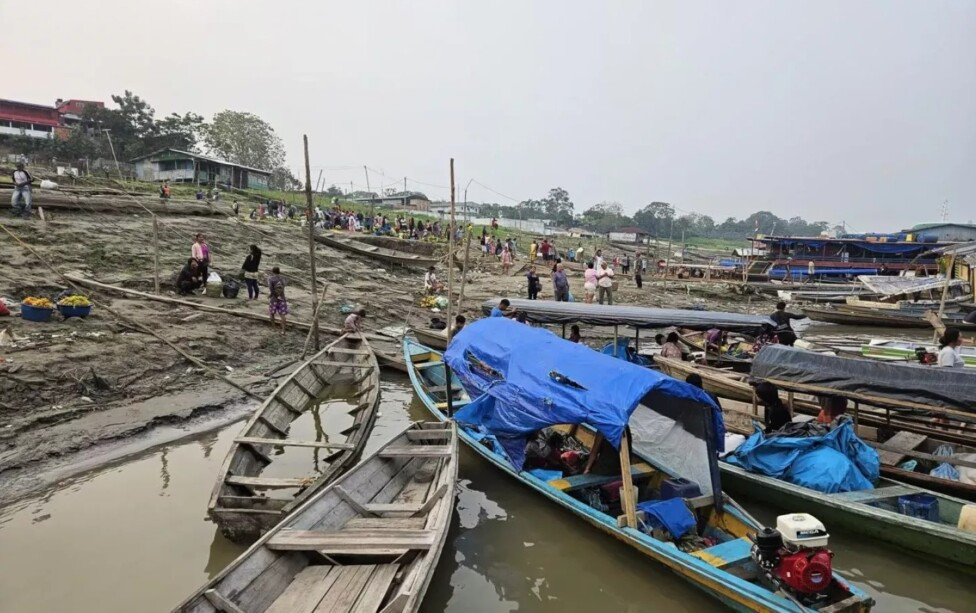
719;463;976;570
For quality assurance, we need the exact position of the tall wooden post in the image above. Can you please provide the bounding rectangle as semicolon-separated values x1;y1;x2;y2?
304;135;320;351
444;159;457;417
152;216;160;295
935;253;957;342
456;226;473;311
619;431;638;529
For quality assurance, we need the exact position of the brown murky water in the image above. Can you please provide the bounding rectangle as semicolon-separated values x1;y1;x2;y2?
0;375;971;612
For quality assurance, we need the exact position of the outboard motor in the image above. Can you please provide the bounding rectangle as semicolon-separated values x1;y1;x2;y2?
752;514;834;603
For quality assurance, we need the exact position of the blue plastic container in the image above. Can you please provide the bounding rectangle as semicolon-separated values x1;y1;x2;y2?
21;304;54;322
660;477;702;500
58;304;92;319
898;494;939;522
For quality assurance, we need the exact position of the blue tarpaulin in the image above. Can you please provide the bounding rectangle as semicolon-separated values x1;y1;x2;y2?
446;318;724;470
725;420;879;493
637;498;697;538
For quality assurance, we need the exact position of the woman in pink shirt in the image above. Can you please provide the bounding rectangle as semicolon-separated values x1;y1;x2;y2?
191;233;211;293
583;261;598;304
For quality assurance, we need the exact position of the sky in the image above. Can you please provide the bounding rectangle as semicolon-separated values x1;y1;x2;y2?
3;0;974;231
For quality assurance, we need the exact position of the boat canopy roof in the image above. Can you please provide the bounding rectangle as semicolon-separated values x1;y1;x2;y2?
480;298;774;333
445;318;724;467
856;275;968;297
752;345;976;415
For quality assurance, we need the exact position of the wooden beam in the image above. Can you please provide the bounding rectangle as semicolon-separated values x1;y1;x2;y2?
288;377;319;400
405;429;453;441
618;432;638;529
258;415;289;436
411;483;448;518
235;436;353;450
378;446;452;458
266;528;435;552
225;476;310;489
274;396;303;415
314;360;372;369
203;590;246;613
335;485;373;516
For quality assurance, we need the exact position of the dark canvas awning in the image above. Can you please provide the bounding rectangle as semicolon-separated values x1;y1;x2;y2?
752;345;976;415
481;298;774;334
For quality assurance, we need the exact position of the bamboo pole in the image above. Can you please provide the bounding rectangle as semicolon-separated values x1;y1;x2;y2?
444;159;457;418
1;223;262;402
152;216;160;295
302;283;331;358
455;226;473;312
618;431;638;529
303;135;320;352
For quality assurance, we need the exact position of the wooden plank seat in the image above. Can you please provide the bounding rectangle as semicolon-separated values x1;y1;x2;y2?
226;476;312;489
236;436;354;450
434;400;469;410
690;537;752;568
343;517;426;530
263;564;398;613
414;360;444;370
266;528;436;554
405;429;453;441
547;462;656;492
328;348;372;356
378;445;453;458
313;360;373;369
832;485;918;503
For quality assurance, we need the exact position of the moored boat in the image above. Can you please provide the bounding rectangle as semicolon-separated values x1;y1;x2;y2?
175;421;457;613
315;231;441;269
405;321;873;612
860;338;976;368
412;327;448;350
208;334;381;542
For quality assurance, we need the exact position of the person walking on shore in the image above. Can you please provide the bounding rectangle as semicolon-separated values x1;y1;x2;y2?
501;245;513;274
634;253;644;288
526;266;541;300
267;267;288;334
597;261;615;305
552;263;570;302
241;245;262;300
191;233;211;294
11;162;34;218
583;261;598;303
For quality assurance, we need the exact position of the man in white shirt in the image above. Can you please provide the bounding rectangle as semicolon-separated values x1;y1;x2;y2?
597;261;615;305
424;266;443;294
594;249;604;270
11;163;33;218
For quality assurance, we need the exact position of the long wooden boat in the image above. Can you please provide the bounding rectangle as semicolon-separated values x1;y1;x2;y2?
411;327;448;350
208;334;381;542
675;330;755;372
860;338;976;368
351;234;441;256
175;422;457;613
655;355;976;500
802;305;973;329
405;336;872;612
719;461;976;570
315;231;440;269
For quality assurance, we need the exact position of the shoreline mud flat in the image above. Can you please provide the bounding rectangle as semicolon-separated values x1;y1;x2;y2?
0;208;771;506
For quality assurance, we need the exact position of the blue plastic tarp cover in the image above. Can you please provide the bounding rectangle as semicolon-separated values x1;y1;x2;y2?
725;419;879;493
446;318;721;469
636;498;696;538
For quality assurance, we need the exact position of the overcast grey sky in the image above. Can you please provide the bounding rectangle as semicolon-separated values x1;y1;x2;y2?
4;0;973;231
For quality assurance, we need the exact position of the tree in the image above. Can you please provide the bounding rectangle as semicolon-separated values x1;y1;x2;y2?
581;201;633;233
323;184;344;197
542;187;575;225
203;110;285;171
153;112;205;152
633;202;674;238
268;167;301;191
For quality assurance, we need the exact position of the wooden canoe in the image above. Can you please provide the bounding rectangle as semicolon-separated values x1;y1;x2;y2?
411;327;448;351
654;356;976;501
175;422;457;613
315;232;441;269
404;339;873;613
801;305;974;329
675;330;754;372
719;462;976;570
208;334;381;542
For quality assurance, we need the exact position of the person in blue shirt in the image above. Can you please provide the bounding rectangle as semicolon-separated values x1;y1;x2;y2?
490;298;515;318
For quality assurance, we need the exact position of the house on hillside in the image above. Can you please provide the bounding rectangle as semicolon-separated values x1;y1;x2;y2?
429;201;480;218
905;223;976;243
130;148;271;190
608;226;650;243
353;191;431;211
0;97;105;139
566;227;598;238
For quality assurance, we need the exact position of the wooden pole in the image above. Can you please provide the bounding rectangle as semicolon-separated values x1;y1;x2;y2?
618;431;638;529
663;216;674;292
613;324;619;358
304;135;320;352
444;159;457;418
455;226;473;311
302;283;331;358
935;252;957;341
152;216;160;295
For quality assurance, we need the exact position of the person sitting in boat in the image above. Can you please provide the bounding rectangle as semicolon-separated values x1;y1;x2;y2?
685;373;722;412
816;394;848;424
583;426;631;476
490;298;517;318
938;327;966;368
755;382;791;433
770;301;805;346
525;429;566;471
568;324;582;343
452;315;466;336
660;332;684;359
704;328;726;352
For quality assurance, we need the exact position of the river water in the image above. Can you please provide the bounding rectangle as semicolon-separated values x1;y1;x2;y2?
0;375;971;612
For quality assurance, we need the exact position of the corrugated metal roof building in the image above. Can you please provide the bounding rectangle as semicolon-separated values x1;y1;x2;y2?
130;148;271;190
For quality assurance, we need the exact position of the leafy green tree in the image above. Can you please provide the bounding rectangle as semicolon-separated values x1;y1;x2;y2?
153;112;205;152
269;166;301;191
633;202;674;237
203;110;285;171
581;201;634;233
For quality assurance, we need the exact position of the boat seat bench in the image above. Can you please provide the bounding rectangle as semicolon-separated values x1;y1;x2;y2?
547;462;656;492
832;485;919;503
263;563;398;613
690;537;752;568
